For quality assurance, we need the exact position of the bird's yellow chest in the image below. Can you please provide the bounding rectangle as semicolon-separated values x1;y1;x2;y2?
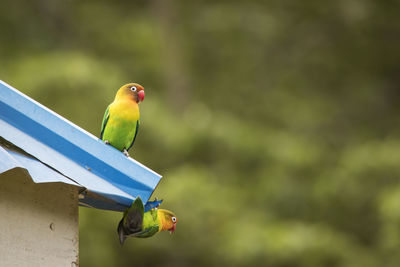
109;99;140;121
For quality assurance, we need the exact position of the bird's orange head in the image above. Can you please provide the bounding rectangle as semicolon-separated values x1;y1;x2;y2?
115;83;145;103
157;209;178;234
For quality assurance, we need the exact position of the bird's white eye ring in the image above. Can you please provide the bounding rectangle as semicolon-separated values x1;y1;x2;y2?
130;86;137;92
172;216;177;223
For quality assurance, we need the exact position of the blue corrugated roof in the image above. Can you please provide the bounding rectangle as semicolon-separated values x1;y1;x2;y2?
0;80;162;212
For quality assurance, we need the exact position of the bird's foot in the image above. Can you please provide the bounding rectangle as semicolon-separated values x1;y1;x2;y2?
123;149;130;157
104;140;110;145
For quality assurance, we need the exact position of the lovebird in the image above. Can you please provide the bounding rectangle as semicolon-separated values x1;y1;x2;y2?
100;83;145;156
117;197;178;245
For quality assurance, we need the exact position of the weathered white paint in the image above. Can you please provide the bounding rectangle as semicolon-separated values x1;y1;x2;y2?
0;168;79;267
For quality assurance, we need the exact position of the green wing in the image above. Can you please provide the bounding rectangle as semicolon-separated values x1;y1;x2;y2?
128;120;140;150
100;105;110;140
124;197;145;228
117;197;145;245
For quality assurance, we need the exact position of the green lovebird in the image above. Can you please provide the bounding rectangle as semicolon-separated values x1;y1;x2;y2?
100;83;145;156
117;197;178;245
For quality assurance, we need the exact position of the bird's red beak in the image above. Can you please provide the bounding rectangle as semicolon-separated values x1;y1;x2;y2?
169;223;176;234
137;90;145;103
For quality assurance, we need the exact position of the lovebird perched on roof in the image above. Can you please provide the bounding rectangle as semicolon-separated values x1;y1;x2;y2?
117;197;177;245
100;83;145;156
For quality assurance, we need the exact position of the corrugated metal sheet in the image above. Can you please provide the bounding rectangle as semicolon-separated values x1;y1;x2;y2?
0;80;162;212
0;142;79;185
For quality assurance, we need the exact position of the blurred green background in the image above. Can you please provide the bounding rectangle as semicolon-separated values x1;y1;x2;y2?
1;0;400;266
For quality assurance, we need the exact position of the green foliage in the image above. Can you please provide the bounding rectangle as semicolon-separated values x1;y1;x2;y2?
1;0;400;266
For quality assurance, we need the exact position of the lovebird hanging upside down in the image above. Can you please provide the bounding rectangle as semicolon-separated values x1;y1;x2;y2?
117;197;177;245
100;83;145;156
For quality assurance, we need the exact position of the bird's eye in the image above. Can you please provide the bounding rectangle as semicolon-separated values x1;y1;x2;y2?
130;86;137;92
172;217;177;223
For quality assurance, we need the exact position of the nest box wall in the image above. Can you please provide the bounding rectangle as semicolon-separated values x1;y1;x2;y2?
0;168;79;266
